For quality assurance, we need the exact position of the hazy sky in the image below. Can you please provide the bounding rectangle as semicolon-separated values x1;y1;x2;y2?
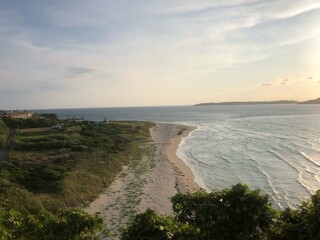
0;0;319;109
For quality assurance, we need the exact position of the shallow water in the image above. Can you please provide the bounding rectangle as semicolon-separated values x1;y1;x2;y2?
178;114;320;209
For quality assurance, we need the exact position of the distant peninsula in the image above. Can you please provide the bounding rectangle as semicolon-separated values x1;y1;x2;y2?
194;100;298;106
299;97;320;104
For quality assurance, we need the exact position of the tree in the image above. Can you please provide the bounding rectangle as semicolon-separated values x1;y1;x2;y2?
172;184;275;240
121;209;175;240
0;208;104;240
272;190;320;240
122;184;276;240
121;209;197;240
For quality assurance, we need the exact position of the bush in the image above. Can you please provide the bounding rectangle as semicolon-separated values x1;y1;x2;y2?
123;184;320;240
172;184;275;240
0;208;104;240
123;184;275;240
122;209;176;240
272;190;320;240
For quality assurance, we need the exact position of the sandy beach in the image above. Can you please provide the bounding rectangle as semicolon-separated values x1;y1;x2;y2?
85;123;199;239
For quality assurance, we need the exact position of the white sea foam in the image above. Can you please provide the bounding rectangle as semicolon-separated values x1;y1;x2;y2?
177;114;320;209
300;151;320;167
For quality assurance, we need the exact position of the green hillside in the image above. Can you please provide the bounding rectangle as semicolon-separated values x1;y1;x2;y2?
0;121;154;213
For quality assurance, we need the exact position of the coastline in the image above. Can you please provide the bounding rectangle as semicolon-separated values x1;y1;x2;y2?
167;124;200;193
85;123;199;238
139;123;200;215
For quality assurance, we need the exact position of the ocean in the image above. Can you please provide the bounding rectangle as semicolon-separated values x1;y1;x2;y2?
37;104;320;209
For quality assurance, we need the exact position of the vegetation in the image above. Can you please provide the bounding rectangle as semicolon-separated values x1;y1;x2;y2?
0;207;104;240
0;121;154;213
271;190;320;240
122;184;320;240
0;120;9;147
0;120;154;239
2;113;59;129
1;116;319;239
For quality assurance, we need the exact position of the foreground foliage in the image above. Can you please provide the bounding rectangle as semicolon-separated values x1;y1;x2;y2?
122;184;320;240
0;208;104;240
272;190;320;240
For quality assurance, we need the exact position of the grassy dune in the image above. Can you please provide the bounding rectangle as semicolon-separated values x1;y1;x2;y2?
0;121;154;213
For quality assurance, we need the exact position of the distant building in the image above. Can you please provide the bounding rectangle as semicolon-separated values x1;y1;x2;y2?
0;110;34;119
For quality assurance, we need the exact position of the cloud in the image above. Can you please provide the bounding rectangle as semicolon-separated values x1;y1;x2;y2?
69;67;95;76
264;75;320;88
304;76;320;84
266;77;293;86
280;77;291;85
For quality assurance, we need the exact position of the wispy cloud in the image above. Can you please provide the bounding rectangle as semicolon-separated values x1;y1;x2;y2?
256;75;320;100
279;77;291;85
69;67;95;76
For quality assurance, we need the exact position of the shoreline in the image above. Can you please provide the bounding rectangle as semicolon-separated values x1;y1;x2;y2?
159;123;200;193
138;123;200;215
85;123;199;238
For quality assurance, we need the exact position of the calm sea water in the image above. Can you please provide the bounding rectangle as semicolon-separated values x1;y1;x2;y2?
37;105;320;209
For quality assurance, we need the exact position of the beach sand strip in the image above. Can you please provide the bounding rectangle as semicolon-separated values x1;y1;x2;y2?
85;123;199;239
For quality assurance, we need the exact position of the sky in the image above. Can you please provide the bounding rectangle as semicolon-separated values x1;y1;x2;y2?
0;0;319;109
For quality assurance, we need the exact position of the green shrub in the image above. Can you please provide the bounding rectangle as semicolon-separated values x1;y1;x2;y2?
0;208;104;240
272;190;320;240
122;209;177;240
172;184;275;240
123;185;320;240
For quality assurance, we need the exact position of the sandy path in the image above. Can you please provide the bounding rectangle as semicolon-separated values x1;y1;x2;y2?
85;123;199;239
